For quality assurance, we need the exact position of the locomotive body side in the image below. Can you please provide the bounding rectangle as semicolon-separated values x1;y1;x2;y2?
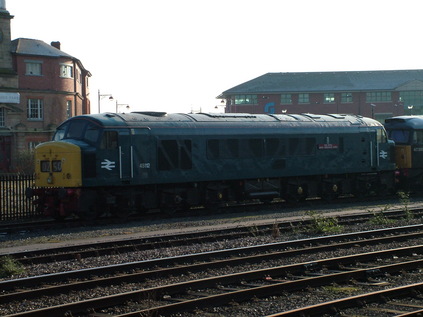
29;112;396;219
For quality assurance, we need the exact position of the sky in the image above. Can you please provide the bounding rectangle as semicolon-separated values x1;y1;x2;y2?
6;0;423;114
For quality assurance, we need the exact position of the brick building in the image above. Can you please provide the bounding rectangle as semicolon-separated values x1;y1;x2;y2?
218;70;423;121
0;4;91;172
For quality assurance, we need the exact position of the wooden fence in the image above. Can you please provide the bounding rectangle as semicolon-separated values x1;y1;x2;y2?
0;174;41;220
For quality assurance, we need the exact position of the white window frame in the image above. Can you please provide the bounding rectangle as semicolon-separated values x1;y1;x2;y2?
25;60;43;76
66;100;72;118
27;99;43;120
28;141;42;150
60;64;73;78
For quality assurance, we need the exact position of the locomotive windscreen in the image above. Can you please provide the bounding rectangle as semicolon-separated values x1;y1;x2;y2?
53;119;102;145
388;129;410;144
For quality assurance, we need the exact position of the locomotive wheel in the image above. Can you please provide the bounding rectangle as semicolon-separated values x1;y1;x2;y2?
284;184;307;203
321;183;339;202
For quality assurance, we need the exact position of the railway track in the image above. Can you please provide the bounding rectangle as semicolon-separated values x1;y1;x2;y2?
0;195;416;234
3;207;422;265
268;282;423;316
2;224;423;316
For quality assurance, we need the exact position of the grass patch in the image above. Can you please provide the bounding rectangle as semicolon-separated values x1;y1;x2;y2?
305;211;343;234
398;191;413;220
368;205;395;226
0;256;25;278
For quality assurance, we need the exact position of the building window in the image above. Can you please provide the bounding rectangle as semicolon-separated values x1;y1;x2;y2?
25;60;42;76
366;91;391;103
281;94;292;104
66;100;72;118
298;93;309;104
234;94;258;105
341;92;353;103
0;108;4;127
399;91;423;106
27;99;43;120
28;141;42;150
324;93;335;103
60;64;73;78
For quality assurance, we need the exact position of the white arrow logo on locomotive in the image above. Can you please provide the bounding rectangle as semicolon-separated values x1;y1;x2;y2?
379;150;388;159
101;159;116;170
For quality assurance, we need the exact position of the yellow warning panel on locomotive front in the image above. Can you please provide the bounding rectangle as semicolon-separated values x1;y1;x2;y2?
34;141;83;187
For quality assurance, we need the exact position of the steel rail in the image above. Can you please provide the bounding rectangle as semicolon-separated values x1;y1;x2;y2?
266;282;423;317
3;224;423;292
2;237;423;304
116;260;423;317
4;214;423;266
3;232;423;316
2;206;420;263
6;246;423;317
2;224;423;294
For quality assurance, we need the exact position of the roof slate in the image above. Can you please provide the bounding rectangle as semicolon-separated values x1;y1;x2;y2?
221;70;423;95
11;38;73;58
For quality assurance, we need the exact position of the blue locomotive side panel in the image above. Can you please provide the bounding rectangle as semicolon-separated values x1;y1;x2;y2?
82;115;395;187
30;112;397;218
125;124;394;186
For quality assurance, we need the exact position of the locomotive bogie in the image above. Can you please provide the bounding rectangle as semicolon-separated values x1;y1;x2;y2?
28;112;397;219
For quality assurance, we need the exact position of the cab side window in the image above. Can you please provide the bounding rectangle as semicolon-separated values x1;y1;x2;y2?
413;130;423;144
84;124;101;144
100;131;118;149
377;129;388;143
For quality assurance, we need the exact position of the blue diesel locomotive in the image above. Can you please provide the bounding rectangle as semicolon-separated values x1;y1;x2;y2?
28;112;396;219
384;115;423;189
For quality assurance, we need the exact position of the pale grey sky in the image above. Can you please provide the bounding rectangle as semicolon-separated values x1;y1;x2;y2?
7;0;423;113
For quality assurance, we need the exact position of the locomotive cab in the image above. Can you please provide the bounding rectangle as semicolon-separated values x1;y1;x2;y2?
30;116;106;218
385;116;423;189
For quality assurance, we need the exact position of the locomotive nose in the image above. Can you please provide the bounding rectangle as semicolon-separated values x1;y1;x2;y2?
34;141;82;187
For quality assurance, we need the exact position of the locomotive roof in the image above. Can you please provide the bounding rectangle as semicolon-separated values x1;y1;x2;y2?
385;115;423;129
69;112;382;129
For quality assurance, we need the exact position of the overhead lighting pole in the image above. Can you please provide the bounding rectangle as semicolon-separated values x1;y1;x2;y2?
98;89;113;113
115;100;130;113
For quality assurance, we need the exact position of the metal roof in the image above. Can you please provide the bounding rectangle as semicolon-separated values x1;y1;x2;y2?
220;70;423;96
385;115;423;129
69;112;379;130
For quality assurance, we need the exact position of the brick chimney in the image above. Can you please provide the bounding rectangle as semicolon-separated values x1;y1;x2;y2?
51;41;61;50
